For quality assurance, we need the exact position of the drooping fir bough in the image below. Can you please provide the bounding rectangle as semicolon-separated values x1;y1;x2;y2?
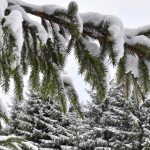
1;0;150;114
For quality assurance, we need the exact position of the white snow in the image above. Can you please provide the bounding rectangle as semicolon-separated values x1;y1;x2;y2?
81;12;124;63
4;10;23;67
62;73;73;86
7;0;127;64
125;35;150;48
81;12;104;26
0;135;14;141
82;37;100;57
0;0;8;19
5;10;23;52
53;23;67;53
0;0;7;54
105;15;124;64
125;54;139;77
9;5;49;44
8;0;65;16
24;141;38;150
8;0;83;33
125;25;150;37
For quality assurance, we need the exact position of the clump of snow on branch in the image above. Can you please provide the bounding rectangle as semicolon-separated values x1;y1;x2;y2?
4;10;23;68
125;54;139;77
125;25;150;36
125;26;150;48
81;12;124;63
62;73;73;86
5;10;23;51
9;5;49;44
82;37;100;56
0;0;8;51
8;0;65;15
53;23;67;53
0;98;8;120
125;35;150;48
0;0;8;19
81;12;103;26
8;0;83;33
106;15;124;64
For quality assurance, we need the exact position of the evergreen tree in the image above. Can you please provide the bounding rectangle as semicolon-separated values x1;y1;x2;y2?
78;86;150;150
10;94;76;150
79;86;141;150
102;87;141;149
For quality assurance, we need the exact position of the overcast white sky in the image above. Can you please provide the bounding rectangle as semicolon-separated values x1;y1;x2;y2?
1;0;150;107
25;0;150;27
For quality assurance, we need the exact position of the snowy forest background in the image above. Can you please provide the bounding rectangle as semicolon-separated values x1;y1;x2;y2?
0;0;150;150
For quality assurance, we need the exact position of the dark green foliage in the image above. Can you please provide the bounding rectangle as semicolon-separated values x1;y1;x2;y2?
74;37;107;101
0;7;83;115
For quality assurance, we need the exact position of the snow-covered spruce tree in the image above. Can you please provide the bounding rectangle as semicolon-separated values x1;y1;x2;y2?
81;86;142;150
0;0;150;113
10;94;76;150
